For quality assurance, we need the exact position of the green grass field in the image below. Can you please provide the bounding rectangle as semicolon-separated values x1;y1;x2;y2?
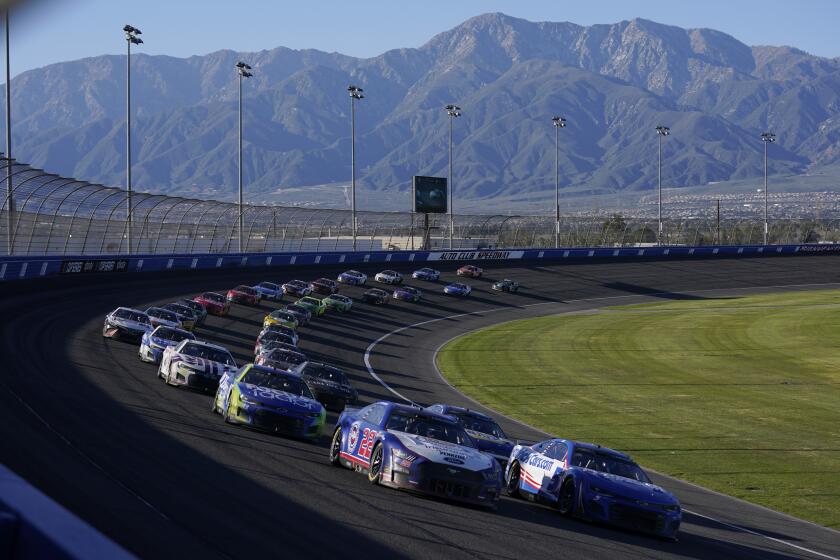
436;290;840;529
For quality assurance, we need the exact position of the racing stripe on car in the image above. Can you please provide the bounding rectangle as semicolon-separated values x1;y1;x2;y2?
340;452;370;467
522;470;542;490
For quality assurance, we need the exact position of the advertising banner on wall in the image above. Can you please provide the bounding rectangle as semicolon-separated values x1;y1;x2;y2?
426;250;525;261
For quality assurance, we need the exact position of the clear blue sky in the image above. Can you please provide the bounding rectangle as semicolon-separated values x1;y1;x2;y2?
9;0;840;76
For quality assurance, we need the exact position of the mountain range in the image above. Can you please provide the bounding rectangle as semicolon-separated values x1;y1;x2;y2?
4;12;840;211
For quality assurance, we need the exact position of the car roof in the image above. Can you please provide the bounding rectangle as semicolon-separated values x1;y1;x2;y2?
245;363;298;379
152;325;191;335
553;439;631;460
182;339;230;353
433;404;494;421
377;401;460;424
115;306;146;314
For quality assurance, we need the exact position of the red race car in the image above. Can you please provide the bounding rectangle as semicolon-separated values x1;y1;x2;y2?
227;285;261;306
310;278;339;295
457;265;483;279
194;292;230;316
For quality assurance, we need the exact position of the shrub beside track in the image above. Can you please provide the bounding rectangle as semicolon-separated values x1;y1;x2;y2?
437;290;840;529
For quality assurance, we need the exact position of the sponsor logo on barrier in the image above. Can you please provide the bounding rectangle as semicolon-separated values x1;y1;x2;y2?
427;250;524;261
798;244;840;253
60;259;128;274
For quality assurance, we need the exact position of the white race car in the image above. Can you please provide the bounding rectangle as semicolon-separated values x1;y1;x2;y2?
102;307;152;341
375;270;403;285
145;307;182;329
158;339;237;392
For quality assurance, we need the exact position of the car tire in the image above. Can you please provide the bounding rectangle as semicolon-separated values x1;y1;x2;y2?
367;443;383;485
329;428;343;466
558;479;576;516
506;461;522;498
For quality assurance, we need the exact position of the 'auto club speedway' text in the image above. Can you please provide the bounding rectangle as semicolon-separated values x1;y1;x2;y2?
428;250;525;261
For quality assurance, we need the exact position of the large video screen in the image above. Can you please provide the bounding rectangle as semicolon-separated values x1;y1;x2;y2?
412;176;448;214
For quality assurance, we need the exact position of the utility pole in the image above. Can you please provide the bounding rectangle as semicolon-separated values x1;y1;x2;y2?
123;25;143;254
551;116;566;248
236;61;252;252
655;125;670;246
348;85;364;251
5;9;12;255
761;132;776;245
445;104;461;250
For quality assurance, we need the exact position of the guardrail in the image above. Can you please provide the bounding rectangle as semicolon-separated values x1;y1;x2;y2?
2;244;835;282
0;463;133;559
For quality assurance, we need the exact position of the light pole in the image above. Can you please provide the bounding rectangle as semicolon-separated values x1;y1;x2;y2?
551;116;566;249
655;125;670;246
348;85;364;251
5;8;12;255
761;132;776;245
236;61;252;252
123;24;142;254
445;104;461;250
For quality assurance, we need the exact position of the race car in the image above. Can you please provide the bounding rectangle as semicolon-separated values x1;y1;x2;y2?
227;285;260;306
102;307;152;341
329;401;502;508
254;281;284;301
443;282;472;297
213;364;325;441
323;293;353;313
263;309;299;329
300;362;358;412
309;278;339;295
492;279;520;293
194;292;229;316
139;325;195;364
285;304;312;326
158;339;238;392
412;267;440;281
254;331;297;356
375;270;403;285
296;296;328;317
145;307;183;329
161;302;198;331
177;298;208;326
281;280;312;298
457;265;483;278
255;347;309;372
259;324;299;346
505;439;681;540
362;288;390;305
255;341;299;360
425;404;514;467
337;270;367;286
393;286;422;302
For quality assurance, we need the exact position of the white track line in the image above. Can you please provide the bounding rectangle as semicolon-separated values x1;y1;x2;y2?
362;281;840;560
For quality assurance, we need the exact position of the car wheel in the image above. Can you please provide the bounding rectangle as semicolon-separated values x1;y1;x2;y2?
558;479;576;515
329;428;343;466
367;443;383;485
506;461;522;498
157;363;164;379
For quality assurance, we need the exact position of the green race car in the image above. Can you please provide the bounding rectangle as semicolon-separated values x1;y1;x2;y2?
323;294;353;313
296;295;328;317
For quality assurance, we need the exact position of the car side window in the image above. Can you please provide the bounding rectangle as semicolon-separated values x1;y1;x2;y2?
366;404;386;426
358;405;374;420
427;405;442;414
546;442;568;461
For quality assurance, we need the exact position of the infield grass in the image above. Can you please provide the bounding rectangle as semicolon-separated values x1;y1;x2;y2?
436;290;840;529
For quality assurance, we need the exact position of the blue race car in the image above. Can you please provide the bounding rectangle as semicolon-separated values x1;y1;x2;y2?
138;325;196;364
412;267;440;281
505;439;681;539
443;282;472;296
329;401;502;509
254;281;285;301
213;364;325;441
393;286;422;302
337;270;367;286
425;404;515;467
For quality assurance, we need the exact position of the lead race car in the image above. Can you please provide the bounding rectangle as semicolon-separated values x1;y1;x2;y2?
505;439;681;539
213;364;325;441
425;404;515;467
102;307;152;341
329;401;503;509
158;339;238;392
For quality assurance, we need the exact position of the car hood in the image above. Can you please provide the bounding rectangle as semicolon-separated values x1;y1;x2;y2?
465;430;514;455
171;354;234;377
238;383;322;413
390;432;493;471
305;377;352;394
580;470;678;504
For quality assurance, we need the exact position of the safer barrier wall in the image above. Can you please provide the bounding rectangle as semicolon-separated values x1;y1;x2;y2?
1;244;837;282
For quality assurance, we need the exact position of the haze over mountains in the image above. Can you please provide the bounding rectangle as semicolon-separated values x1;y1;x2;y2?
5;13;840;211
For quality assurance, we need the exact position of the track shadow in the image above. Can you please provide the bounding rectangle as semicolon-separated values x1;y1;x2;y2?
601;282;730;301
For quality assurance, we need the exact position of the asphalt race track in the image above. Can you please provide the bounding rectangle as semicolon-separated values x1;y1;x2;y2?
2;255;840;559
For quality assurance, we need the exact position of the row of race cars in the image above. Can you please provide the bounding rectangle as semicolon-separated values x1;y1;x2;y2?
101;265;682;541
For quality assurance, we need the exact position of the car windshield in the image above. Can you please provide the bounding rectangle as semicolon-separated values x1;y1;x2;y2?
271;311;293;320
236;286;255;294
419;268;433;273
113;309;150;323
261;332;292;343
203;292;225;303
450;283;465;289
241;368;314;398
268;349;307;365
301;297;318;304
153;327;193;343
148;309;178;322
164;304;193;317
347;270;361;276
382;270;397;275
452;413;506;439
570;450;650;483
258;282;276;289
317;278;333;285
402;287;418;294
288;305;307;312
179;300;203;312
386;413;475;447
305;364;348;384
331;295;350;302
180;343;236;366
